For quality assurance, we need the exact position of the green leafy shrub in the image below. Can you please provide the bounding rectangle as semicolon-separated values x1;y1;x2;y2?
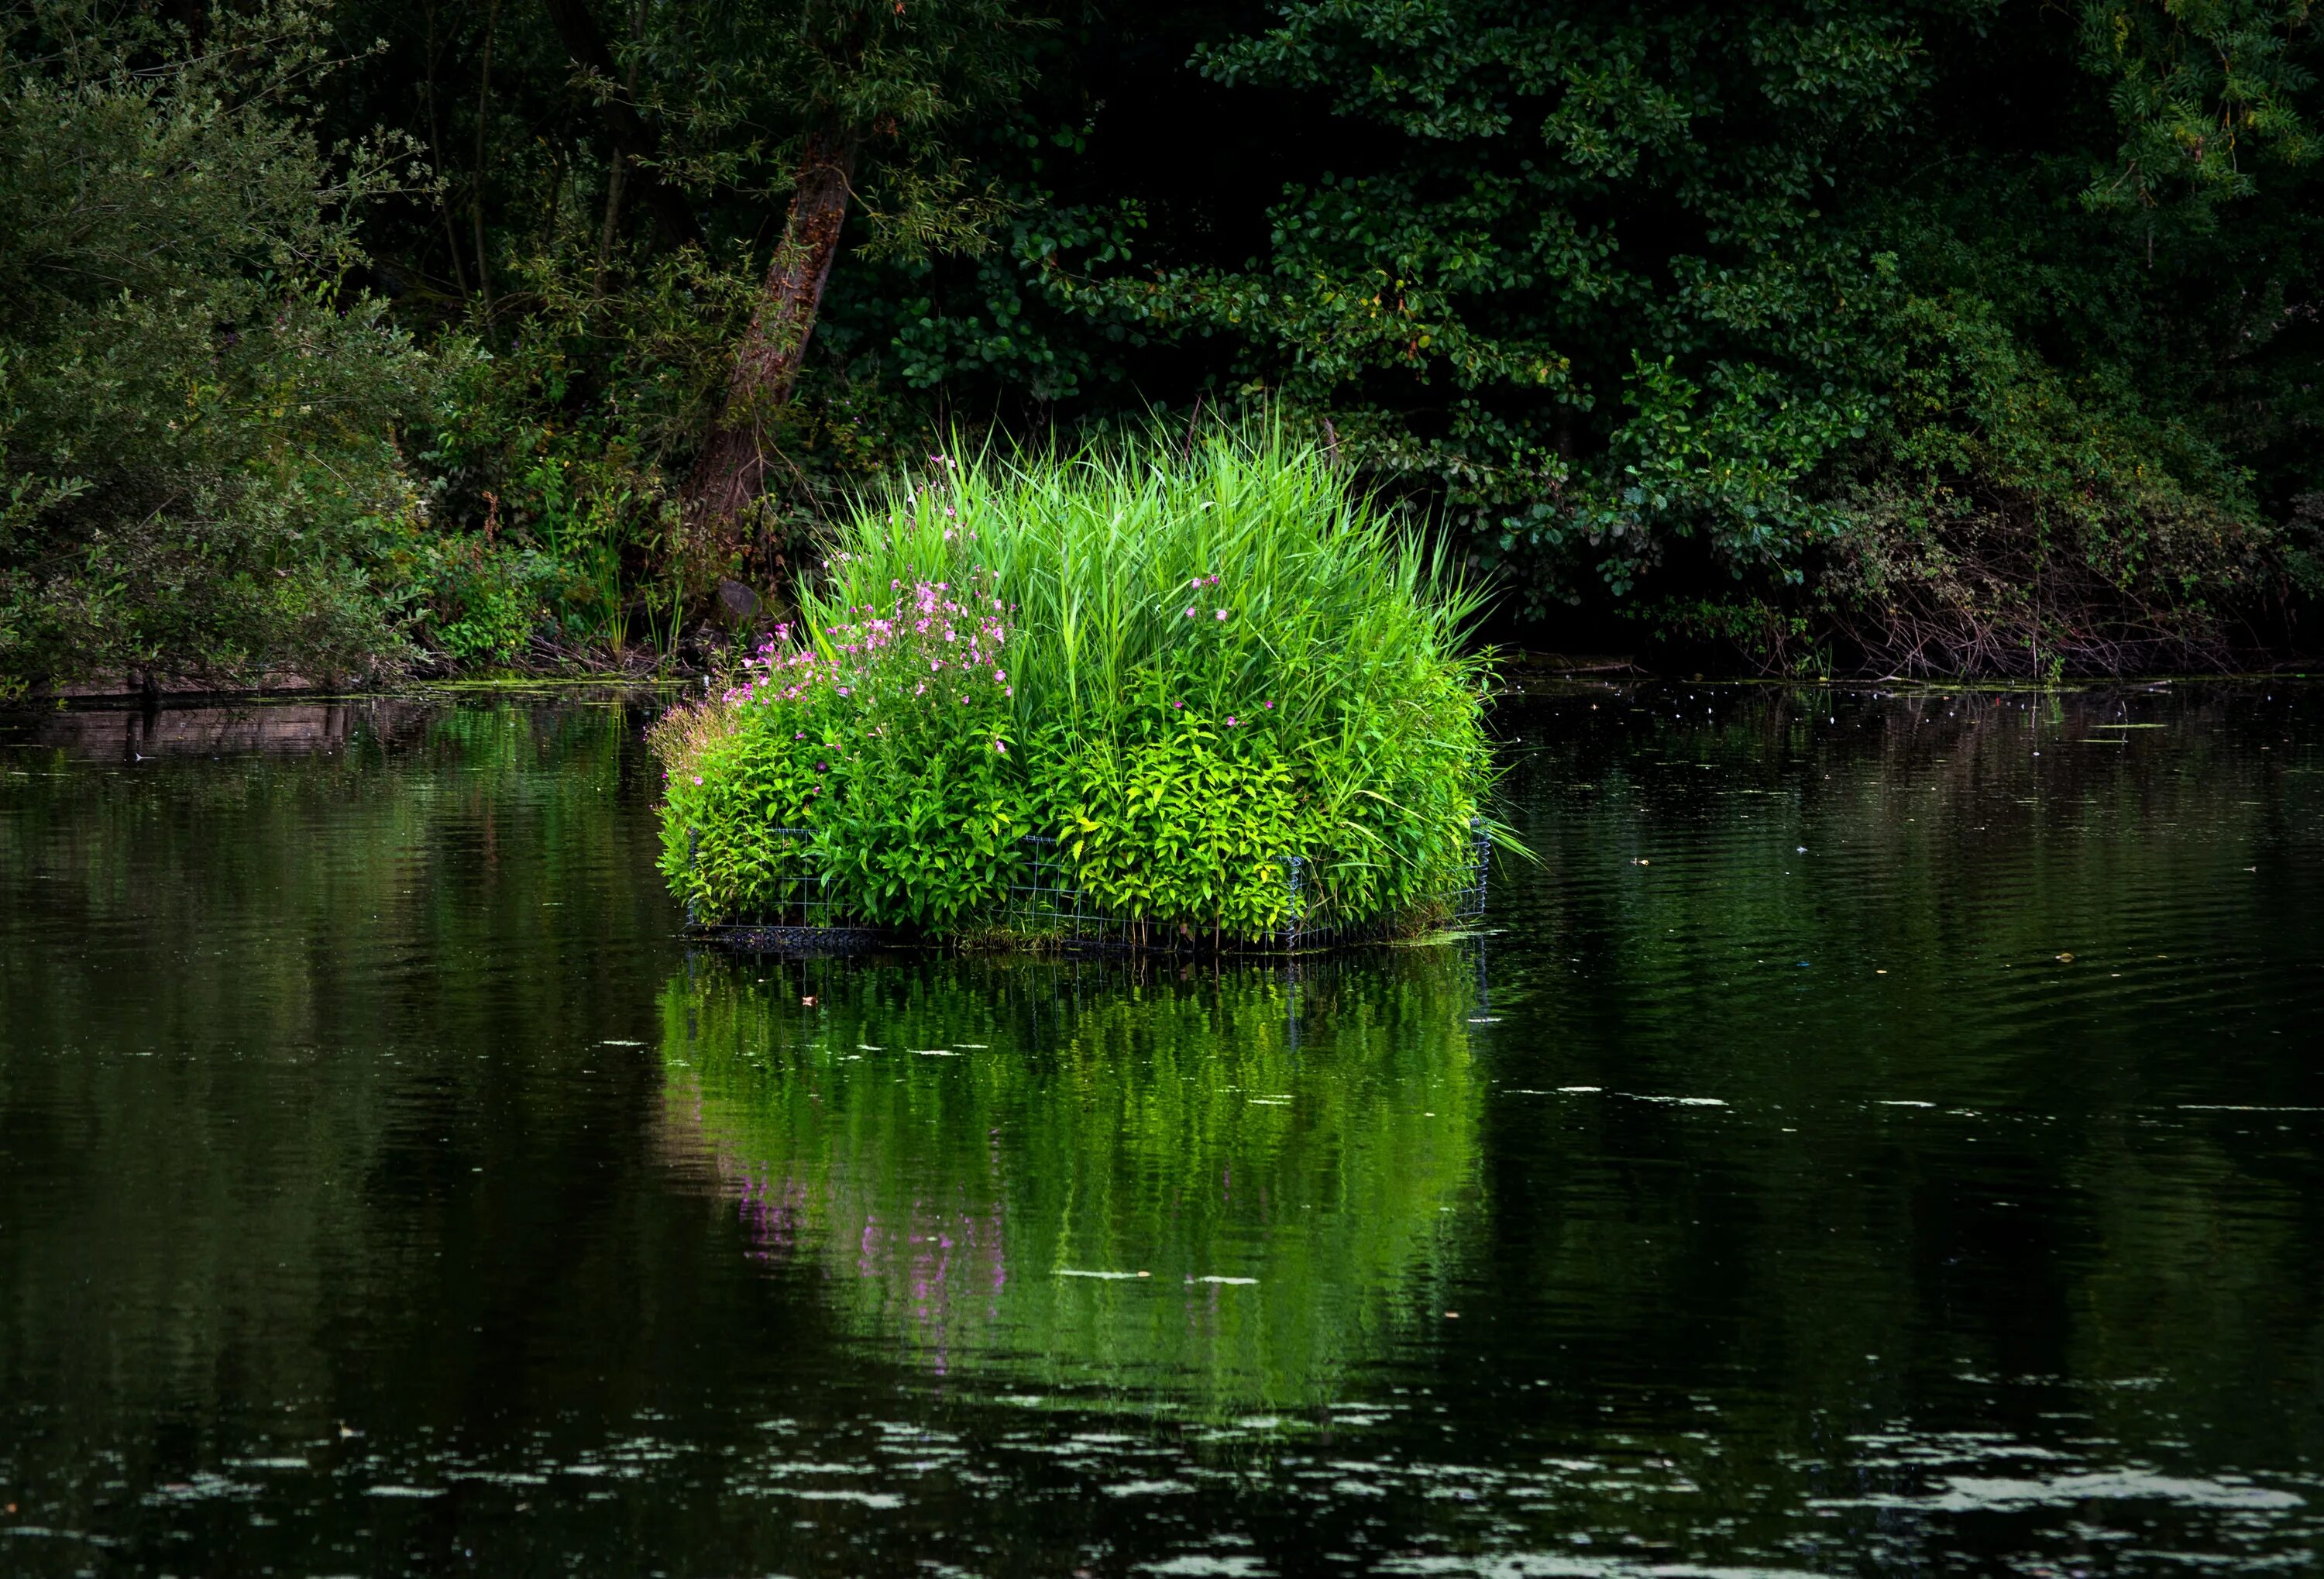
412;536;555;663
0;0;442;690
658;702;832;922
1054;714;1305;940
653;428;1504;942
658;566;1025;928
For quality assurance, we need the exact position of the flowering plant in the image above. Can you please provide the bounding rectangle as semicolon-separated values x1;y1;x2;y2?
663;570;1027;927
658;428;1504;941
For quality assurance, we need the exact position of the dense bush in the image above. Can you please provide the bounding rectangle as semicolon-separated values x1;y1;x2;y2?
653;432;1497;941
337;0;2324;676
0;0;445;692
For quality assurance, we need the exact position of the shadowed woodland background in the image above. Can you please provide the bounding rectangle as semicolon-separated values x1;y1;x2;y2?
8;0;2324;687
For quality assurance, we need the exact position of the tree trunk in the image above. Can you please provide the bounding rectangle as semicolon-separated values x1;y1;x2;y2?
682;132;855;552
538;0;700;249
469;0;501;323
592;0;648;300
421;0;469;296
594;152;627;301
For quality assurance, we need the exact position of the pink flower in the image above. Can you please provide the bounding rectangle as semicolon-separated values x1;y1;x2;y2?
1226;717;1237;726
1215;609;1228;621
1263;700;1274;710
1184;607;1196;618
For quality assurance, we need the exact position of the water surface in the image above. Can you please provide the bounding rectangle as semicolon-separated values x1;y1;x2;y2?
2;685;2321;1575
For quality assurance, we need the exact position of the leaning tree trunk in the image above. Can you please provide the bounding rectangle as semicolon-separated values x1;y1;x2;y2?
683;132;855;554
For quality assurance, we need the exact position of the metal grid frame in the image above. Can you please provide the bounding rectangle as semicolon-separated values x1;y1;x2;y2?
691;820;1490;955
1277;820;1492;952
688;827;888;951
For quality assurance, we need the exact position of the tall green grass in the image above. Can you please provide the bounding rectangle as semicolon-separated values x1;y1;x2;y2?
656;427;1502;939
819;432;1486;731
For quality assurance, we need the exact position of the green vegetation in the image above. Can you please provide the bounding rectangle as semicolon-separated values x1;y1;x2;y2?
652;433;1495;941
659;950;1479;1412
9;0;2324;689
0;2;438;691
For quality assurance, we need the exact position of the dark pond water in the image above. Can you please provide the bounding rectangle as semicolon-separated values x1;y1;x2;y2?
3;684;2322;1577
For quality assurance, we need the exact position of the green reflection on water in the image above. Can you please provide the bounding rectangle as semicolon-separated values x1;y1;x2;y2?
658;948;1486;1411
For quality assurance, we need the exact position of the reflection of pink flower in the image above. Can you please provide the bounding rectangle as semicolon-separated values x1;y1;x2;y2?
716;1140;1011;1374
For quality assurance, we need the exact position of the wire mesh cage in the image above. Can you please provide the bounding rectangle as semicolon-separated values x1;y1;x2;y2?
691;820;1491;955
1279;820;1493;952
689;827;889;952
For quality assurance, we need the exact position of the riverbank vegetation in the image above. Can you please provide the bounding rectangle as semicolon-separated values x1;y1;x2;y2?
651;435;1494;941
7;0;2324;693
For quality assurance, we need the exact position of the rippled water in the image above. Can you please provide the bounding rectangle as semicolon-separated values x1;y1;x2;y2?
2;684;2321;1576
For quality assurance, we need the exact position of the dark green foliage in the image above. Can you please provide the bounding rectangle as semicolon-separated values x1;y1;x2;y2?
796;0;2320;670
14;0;2324;683
192;0;2324;676
1026;0;2313;669
0;0;441;690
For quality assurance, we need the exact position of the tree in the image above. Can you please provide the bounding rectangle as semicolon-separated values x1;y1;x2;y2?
284;0;2324;676
0;0;439;690
629;0;1043;558
979;0;2324;669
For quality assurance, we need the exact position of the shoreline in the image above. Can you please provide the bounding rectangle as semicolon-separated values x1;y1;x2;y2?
14;659;2322;713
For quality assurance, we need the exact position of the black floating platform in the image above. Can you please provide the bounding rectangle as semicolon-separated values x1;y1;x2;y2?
696;923;899;954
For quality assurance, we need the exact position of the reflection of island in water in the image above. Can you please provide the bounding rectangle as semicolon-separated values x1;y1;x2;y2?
658;950;1486;1411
